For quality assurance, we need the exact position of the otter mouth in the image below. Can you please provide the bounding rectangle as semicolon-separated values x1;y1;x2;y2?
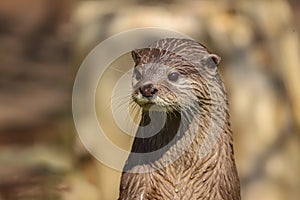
133;94;171;112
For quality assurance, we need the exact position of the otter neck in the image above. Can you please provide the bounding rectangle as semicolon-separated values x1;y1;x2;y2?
132;109;185;153
125;105;217;171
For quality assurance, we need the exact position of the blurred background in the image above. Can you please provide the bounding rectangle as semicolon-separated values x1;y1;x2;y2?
0;0;300;199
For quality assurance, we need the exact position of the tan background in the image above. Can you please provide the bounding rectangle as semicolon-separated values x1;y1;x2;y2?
0;0;300;199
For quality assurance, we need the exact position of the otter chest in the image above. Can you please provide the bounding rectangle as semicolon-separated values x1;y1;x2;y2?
120;156;218;200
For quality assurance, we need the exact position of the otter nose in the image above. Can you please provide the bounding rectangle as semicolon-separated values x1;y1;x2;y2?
139;83;157;98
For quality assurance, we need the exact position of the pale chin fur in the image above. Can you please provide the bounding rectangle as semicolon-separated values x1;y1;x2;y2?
134;94;170;112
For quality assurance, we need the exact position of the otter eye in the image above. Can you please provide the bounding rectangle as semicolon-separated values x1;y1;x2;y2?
134;68;142;81
168;72;179;82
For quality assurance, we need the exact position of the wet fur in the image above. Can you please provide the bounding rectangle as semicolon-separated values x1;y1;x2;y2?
119;38;240;200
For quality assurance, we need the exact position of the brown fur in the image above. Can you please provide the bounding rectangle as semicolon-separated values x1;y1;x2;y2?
119;38;240;200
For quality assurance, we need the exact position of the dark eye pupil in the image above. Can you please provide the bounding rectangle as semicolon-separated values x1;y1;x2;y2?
134;69;142;80
168;72;179;81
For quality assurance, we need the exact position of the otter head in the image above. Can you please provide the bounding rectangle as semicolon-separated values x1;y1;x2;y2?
131;38;221;113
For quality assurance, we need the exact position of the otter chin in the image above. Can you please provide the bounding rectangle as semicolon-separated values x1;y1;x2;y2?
119;38;241;200
132;92;176;112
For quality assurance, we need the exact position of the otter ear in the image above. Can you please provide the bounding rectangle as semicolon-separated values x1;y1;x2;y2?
202;53;221;68
131;49;141;65
210;54;221;66
131;48;152;65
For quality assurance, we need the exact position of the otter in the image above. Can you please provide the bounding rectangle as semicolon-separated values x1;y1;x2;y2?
118;38;240;200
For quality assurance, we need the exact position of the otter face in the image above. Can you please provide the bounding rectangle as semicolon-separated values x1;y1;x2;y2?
130;40;221;112
131;49;200;112
131;62;184;111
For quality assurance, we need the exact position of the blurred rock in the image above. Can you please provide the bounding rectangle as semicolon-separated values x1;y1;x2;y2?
0;145;71;200
0;0;73;143
61;172;100;200
0;0;75;199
